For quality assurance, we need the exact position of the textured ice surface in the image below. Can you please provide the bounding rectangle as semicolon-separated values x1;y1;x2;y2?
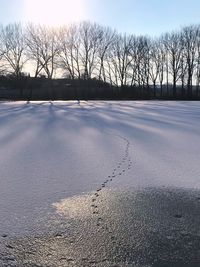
0;101;200;266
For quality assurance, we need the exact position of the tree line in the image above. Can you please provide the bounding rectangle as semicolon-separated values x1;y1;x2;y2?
0;22;200;99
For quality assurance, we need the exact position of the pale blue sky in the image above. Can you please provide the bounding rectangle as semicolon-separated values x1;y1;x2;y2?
0;0;200;36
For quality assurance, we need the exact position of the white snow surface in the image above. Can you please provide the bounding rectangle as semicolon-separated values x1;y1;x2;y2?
0;101;200;236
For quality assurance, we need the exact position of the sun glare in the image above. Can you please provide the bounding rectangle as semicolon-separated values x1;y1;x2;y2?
24;0;85;25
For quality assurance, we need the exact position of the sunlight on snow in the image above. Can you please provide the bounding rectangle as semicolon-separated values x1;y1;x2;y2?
53;194;92;219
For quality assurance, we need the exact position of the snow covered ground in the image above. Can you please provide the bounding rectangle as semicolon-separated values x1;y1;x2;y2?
0;101;200;266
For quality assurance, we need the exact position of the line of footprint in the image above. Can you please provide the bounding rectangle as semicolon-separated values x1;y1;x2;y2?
89;136;133;265
47;135;133;266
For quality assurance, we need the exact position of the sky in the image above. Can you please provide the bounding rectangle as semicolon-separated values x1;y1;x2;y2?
0;0;200;36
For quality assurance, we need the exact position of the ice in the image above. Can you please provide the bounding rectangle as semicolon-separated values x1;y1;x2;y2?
0;100;200;237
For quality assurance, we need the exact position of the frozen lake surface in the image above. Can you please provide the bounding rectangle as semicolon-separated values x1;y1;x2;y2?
0;101;200;266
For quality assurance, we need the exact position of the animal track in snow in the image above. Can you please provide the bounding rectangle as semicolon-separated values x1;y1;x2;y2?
90;134;133;262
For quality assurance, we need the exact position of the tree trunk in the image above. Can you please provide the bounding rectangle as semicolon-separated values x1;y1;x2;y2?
153;81;156;98
173;76;176;98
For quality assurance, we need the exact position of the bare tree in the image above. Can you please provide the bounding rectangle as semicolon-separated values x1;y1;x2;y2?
195;25;200;97
136;36;151;94
128;36;140;87
181;25;199;97
96;26;115;82
163;31;184;97
25;24;60;79
0;23;26;77
0;25;6;75
25;23;45;78
157;39;166;96
78;22;104;79
149;39;161;97
58;24;82;79
107;33;134;87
